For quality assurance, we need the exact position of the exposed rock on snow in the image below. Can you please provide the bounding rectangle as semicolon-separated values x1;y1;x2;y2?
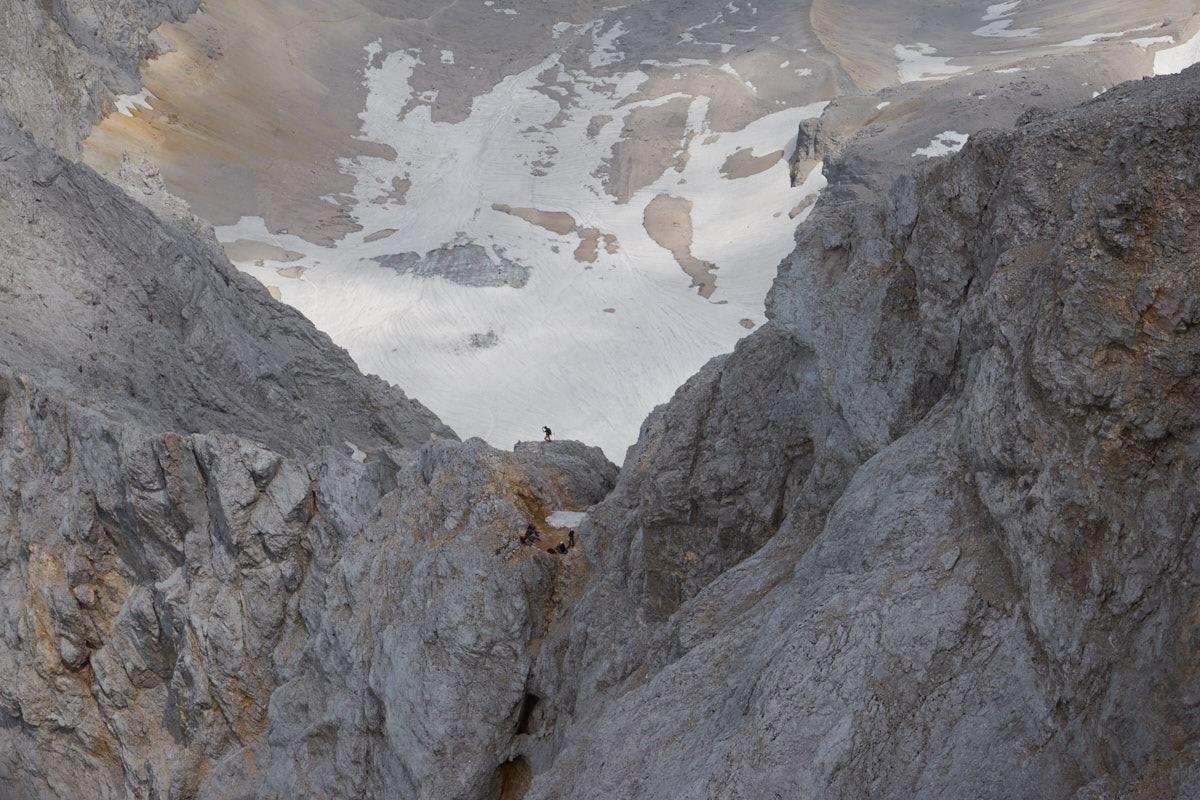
375;242;530;288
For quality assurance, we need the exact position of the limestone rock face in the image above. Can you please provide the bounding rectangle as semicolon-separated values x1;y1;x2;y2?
4;0;1200;794
0;0;201;156
0;368;614;798
523;68;1200;798
0;109;452;459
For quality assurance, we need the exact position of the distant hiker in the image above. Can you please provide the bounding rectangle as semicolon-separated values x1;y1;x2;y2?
555;542;568;554
77;365;83;373
543;426;552;442
568;530;575;548
102;323;108;334
524;524;540;542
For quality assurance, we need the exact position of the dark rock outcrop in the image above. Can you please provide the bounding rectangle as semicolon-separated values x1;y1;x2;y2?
376;243;530;288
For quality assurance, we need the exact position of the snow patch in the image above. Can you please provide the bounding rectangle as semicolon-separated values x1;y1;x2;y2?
973;20;1039;38
642;58;711;68
546;510;587;528
913;131;969;158
552;21;582;39
114;89;155;117
218;43;829;463
894;43;969;83
1154;26;1200;74
719;62;757;92
1057;24;1156;48
974;2;1038;38
982;1;1021;21
1130;36;1174;49
591;20;628;67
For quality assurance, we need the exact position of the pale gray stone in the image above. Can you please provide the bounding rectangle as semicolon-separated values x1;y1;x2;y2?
3;0;1200;796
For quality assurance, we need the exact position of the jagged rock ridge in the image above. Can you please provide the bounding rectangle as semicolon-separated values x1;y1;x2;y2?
524;68;1200;798
0;108;451;460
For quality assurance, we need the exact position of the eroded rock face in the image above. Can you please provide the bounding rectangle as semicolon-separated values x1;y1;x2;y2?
0;0;201;156
0;109;452;460
523;68;1200;797
0;370;615;799
4;0;1200;795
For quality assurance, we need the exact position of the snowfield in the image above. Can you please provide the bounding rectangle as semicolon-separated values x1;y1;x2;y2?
88;0;1196;464
221;33;826;462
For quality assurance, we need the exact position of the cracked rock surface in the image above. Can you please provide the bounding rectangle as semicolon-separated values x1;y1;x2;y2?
0;368;615;799
524;68;1200;799
0;108;451;460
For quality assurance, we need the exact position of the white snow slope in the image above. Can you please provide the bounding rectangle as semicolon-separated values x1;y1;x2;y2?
220;29;826;462
197;2;1190;463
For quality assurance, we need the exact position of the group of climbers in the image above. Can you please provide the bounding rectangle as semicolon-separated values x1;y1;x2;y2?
520;426;576;555
519;523;575;556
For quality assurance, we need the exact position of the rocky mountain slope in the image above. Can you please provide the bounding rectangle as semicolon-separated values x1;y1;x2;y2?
3;2;1200;799
523;69;1200;798
0;0;200;157
0;108;450;460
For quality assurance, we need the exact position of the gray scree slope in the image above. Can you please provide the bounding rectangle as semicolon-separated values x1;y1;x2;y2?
3;1;1200;798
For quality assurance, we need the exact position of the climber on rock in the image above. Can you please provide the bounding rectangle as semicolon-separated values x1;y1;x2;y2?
521;524;540;545
555;541;569;554
568;530;575;548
